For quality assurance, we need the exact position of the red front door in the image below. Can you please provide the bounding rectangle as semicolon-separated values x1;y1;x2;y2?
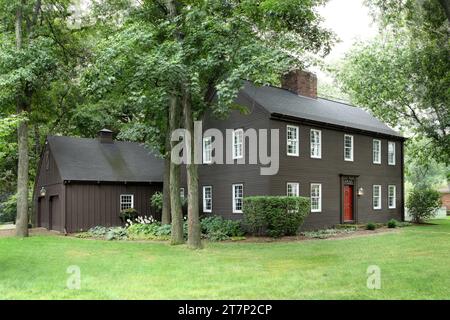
344;185;354;221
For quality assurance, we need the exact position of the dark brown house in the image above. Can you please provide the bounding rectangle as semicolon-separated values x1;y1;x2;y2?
34;129;163;233
195;70;405;230
35;70;405;233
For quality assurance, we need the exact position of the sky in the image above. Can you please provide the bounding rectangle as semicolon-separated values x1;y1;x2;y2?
315;0;378;80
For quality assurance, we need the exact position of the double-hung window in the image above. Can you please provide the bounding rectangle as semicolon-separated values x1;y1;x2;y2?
388;185;396;209
388;141;395;165
373;139;381;164
180;188;185;202
203;136;212;164
232;129;243;159
310;129;322;159
232;184;244;213
344;134;354;161
120;194;134;211
287;183;299;197
203;186;212;213
287;125;299;156
310;183;322;212
373;185;382;210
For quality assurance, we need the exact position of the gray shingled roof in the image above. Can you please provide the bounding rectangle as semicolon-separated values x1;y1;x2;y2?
241;81;402;137
47;136;164;183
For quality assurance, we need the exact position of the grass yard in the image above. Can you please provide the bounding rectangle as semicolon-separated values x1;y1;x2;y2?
0;218;449;300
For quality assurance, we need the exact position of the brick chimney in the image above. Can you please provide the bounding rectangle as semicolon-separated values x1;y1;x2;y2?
281;70;317;99
98;129;113;144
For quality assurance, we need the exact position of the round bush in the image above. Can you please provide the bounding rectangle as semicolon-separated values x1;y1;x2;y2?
387;219;398;228
406;188;441;223
366;222;376;230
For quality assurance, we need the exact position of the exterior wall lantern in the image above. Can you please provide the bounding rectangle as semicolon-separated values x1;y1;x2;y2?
39;187;47;197
357;187;364;196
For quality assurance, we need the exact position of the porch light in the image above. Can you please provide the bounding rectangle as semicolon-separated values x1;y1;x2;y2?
40;187;46;197
357;187;364;196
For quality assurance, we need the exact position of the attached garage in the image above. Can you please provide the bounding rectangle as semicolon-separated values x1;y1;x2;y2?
34;129;164;233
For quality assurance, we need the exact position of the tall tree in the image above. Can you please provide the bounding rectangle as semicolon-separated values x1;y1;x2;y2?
336;0;449;165
0;0;85;236
83;0;334;248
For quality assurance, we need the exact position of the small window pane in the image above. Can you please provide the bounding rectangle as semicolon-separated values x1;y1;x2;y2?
203;136;212;164
373;140;381;164
344;135;353;161
120;194;134;211
388;185;396;209
373;185;381;209
232;184;243;213
388;142;395;165
203;186;212;212
233;129;243;159
287;183;299;197
287;126;299;156
311;184;322;212
310;130;321;159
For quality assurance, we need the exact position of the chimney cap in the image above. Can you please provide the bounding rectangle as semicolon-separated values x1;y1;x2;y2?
99;128;113;133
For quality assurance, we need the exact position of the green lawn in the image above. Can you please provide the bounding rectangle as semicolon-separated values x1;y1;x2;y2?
1;219;449;300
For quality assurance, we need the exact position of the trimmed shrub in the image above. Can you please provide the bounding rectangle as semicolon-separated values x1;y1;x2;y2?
200;216;244;240
243;196;310;238
406;188;441;223
366;222;376;230
387;219;398;228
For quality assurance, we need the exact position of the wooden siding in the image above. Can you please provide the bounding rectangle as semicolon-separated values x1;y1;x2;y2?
65;183;162;232
195;92;404;230
270;119;403;230
196;92;272;220
35;144;65;232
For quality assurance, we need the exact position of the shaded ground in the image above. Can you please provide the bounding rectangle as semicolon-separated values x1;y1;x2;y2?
0;218;449;299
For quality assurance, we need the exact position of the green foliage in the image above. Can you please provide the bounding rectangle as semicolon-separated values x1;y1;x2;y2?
79;226;128;240
119;208;139;224
366;222;376;231
0;193;16;223
406;188;442;223
200;216;244;241
243;196;310;238
387;219;398;229
335;0;450;164
127;222;171;240
151;192;163;213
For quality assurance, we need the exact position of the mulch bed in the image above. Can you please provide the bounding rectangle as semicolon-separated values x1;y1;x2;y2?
229;227;401;243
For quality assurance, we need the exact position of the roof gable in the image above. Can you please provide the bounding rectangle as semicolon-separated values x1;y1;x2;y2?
241;81;402;138
47;136;164;183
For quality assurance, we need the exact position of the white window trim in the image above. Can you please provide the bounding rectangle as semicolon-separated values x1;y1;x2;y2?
120;194;134;211
203;136;212;164
310;129;322;159
286;182;300;197
388;185;396;209
388;141;396;166
373;185;382;210
310;183;322;213
344;134;354;162
232;129;244;160
232;184;244;214
202;186;212;213
180;188;185;201
286;125;299;156
373;139;381;164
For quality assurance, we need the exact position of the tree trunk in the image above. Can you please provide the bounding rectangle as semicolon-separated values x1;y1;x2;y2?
183;89;202;249
15;2;29;237
161;129;171;225
438;0;450;22
169;95;184;245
